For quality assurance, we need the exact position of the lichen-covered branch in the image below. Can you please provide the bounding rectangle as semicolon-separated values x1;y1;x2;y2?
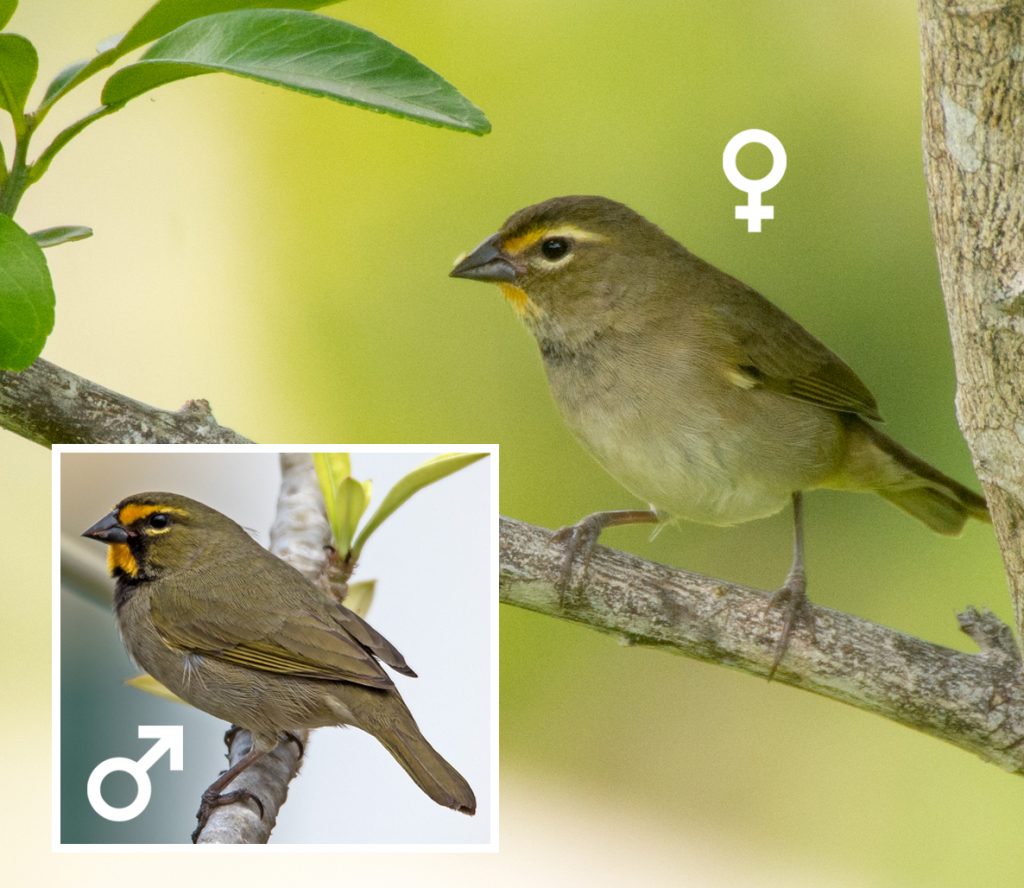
0;358;250;445
500;516;1024;773
918;0;1024;639
194;454;328;844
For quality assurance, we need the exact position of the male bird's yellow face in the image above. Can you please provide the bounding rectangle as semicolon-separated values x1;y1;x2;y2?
82;492;226;580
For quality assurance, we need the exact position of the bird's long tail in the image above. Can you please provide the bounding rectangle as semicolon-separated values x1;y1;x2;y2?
336;690;476;815
838;417;989;535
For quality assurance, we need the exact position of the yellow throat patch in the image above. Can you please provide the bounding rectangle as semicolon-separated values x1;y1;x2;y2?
498;282;536;317
108;543;138;578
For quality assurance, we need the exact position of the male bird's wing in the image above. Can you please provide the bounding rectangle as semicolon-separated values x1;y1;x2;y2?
149;553;415;688
711;278;883;422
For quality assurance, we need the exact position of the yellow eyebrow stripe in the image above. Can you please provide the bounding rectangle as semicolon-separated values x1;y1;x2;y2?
501;225;608;255
117;503;190;525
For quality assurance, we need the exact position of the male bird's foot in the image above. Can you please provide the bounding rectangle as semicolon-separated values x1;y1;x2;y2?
766;577;816;681
223;724;244;750
317;545;350;603
282;731;305;758
191;787;266;843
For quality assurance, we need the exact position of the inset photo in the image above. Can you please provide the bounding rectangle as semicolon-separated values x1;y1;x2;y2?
55;446;496;848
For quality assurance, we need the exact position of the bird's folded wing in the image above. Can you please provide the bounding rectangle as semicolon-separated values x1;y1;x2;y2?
715;285;883;421
150;584;396;689
327;603;417;677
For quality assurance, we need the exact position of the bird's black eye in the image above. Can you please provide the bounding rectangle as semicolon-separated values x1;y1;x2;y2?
540;237;571;261
148;513;170;529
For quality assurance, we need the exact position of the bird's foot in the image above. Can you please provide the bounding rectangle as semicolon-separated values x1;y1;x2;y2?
550;515;607;606
191;786;265;843
223;724;246;751
317;545;350;603
282;731;305;759
549;509;660;607
766;573;816;681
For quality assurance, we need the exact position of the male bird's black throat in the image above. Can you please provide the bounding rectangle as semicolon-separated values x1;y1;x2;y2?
113;574;143;612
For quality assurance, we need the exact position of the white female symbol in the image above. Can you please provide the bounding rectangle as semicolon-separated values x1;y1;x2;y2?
722;129;787;233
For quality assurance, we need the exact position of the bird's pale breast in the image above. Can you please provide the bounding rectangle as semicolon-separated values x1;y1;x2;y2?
543;332;846;526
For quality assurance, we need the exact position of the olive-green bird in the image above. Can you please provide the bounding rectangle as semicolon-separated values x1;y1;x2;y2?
82;492;476;837
450;195;988;676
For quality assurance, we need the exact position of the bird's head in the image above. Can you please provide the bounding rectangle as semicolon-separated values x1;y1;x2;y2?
450;195;683;347
82;492;244;581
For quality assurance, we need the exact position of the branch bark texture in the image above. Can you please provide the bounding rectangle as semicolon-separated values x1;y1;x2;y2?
195;453;328;844
0;358;250;445
918;0;1024;639
499;516;1024;773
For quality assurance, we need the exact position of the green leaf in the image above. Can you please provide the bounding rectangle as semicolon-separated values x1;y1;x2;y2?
95;31;126;54
115;0;335;57
0;214;55;370
0;0;16;31
344;579;375;618
102;9;491;134
352;453;488;558
314;452;351;540
333;476;370;555
42;59;88;106
42;2;337;109
31;225;93;248
0;33;37;126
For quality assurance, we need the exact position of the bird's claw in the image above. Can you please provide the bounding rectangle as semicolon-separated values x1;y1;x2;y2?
550;516;604;606
282;731;305;758
191;787;266;843
223;724;244;750
766;578;816;681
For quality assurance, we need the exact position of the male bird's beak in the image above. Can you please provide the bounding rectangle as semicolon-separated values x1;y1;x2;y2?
450;234;518;283
82;510;130;544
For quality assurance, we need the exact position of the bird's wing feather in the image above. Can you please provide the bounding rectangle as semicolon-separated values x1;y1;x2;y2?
149;552;413;688
710;277;882;421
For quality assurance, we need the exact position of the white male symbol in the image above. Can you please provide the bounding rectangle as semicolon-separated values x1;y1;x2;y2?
87;725;184;822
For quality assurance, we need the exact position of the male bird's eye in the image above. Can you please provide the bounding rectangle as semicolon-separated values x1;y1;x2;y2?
540;237;571;261
148;513;170;529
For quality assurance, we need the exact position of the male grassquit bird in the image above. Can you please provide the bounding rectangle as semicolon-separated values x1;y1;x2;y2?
82;492;475;839
451;195;988;675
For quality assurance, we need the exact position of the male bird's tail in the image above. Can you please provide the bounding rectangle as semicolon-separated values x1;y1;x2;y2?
334;689;477;815
840;418;989;535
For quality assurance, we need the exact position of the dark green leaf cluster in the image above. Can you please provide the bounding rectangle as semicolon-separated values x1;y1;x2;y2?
0;0;489;370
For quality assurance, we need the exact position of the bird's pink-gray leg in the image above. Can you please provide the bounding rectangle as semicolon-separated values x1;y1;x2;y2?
191;744;266;843
767;491;817;679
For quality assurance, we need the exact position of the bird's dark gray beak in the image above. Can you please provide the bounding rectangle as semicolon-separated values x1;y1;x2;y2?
450;234;518;283
82;510;129;544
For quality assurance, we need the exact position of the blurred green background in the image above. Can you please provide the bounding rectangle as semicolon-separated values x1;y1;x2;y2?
4;0;1019;882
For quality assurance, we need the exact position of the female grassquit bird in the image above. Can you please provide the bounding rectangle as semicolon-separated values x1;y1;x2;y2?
451;195;987;675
